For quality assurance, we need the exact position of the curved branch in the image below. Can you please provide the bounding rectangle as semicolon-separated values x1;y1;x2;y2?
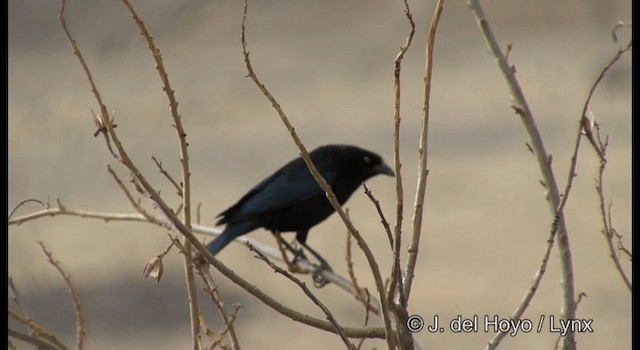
240;0;394;347
467;1;576;348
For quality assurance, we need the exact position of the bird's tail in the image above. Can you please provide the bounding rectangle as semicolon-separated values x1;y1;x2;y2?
207;221;258;256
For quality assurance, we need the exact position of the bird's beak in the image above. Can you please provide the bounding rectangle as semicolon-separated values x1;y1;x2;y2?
375;163;395;177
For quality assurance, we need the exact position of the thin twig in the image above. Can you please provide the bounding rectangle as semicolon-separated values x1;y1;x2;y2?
249;244;356;350
355;290;372;350
8;199;45;220
240;1;394;347
389;0;415;312
196;266;241;350
107;165;174;231
152;156;183;196
9;308;69;350
467;1;577;348
59;0;116;159
37;242;85;349
345;223;373;312
363;183;394;248
403;0;445;302
119;1;200;346
582;41;632;292
8;328;61;350
485;223;558;349
596;157;632;291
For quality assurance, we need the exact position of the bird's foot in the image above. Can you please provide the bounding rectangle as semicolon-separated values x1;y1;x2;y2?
283;247;307;273
312;260;333;288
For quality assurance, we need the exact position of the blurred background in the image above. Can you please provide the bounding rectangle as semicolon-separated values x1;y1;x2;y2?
9;1;631;349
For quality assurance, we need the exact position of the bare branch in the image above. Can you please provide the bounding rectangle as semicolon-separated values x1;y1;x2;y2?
580;41;631;156
580;39;632;291
11;200;384;338
403;0;444;302
485;223;558;349
196;264;241;350
345;227;366;307
240;0;394;346
486;40;631;349
119;1;200;346
8;328;62;350
363;183;393;248
9;308;69;350
9;205;151;226
8;199;45;221
467;1;577;348
107;165;174;231
596;157;632;291
152;156;184;197
59;0;116;159
390;0;415;311
355;290;372;350
37;242;85;349
250;245;356;349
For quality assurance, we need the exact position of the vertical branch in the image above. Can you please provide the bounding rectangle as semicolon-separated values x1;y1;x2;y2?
596;151;631;291
586;41;632;291
388;0;415;309
403;0;445;301
120;1;201;348
196;268;241;350
467;1;576;348
240;1;395;348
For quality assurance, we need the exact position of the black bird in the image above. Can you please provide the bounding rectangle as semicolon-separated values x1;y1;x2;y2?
207;144;394;267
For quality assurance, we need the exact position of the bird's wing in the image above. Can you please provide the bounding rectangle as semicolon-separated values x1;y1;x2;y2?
218;160;337;223
240;167;336;216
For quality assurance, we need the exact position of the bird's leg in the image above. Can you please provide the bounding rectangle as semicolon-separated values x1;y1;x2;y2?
272;231;306;273
300;242;333;288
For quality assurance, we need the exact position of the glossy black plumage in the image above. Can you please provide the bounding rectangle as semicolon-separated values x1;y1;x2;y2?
206;144;394;258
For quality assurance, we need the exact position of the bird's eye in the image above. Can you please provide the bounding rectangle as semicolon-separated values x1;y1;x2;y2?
363;155;371;164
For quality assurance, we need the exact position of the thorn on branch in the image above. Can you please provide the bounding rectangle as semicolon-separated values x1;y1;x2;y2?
504;43;513;60
511;105;526;117
525;143;534;154
575;292;588;306
129;176;146;195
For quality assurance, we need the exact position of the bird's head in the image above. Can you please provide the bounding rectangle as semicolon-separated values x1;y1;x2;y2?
359;151;395;179
314;144;394;181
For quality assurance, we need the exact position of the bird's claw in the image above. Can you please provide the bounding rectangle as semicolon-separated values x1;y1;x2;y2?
290;248;309;265
312;261;333;288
